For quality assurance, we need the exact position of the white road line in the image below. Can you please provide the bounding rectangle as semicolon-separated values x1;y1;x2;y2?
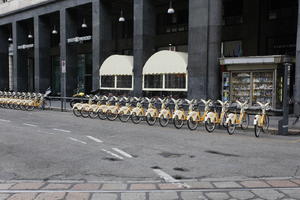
112;148;133;158
69;137;87;145
153;169;190;188
37;130;55;135
102;149;124;160
86;136;103;143
0;119;11;122
23;123;38;127
53;128;71;133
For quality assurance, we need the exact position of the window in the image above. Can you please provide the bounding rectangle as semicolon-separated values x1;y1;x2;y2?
101;76;114;88
156;10;188;34
117;75;132;88
223;0;243;25
222;41;243;57
165;74;186;89
144;75;163;88
268;0;297;20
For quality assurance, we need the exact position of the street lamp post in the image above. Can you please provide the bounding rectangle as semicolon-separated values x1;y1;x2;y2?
278;62;291;135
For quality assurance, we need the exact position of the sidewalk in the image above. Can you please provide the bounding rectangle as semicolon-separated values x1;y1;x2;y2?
0;177;299;200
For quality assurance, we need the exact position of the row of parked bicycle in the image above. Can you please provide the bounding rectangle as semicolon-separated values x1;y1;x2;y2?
0;91;47;111
72;95;271;137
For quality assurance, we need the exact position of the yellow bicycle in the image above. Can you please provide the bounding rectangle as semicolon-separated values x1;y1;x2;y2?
253;102;270;137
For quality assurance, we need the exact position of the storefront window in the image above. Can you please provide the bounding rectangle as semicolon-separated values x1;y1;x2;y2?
117;75;132;88
101;76;115;88
165;74;186;89
144;75;163;88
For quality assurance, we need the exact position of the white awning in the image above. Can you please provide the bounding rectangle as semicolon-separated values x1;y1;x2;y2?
100;55;133;76
143;50;188;75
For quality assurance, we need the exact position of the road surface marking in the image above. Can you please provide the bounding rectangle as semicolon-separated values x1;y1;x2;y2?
112;148;133;158
69;137;87;144
0;119;11;122
23;123;38;127
153;169;190;188
102;149;124;160
37;130;55;135
53;128;71;133
86;136;103;143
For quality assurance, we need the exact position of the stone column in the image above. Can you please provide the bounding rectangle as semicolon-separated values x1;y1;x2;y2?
188;0;209;99
0;26;9;90
34;16;51;93
60;8;78;96
92;0;112;91
295;0;300;114
207;0;222;100
133;0;155;96
13;21;28;92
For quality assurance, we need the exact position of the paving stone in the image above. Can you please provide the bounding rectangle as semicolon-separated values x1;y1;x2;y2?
204;192;229;200
266;180;298;187
121;192;146;200
158;183;184;190
7;193;37;200
252;189;285;200
149;191;179;200
240;181;270;188
229;191;254;200
130;184;156;190
181;191;207;200
280;189;300;199
34;192;66;200
65;192;90;200
91;193;118;200
101;183;127;190
42;183;71;190
185;182;214;189
213;182;242;188
0;194;10;200
72;183;101;190
10;183;44;190
0;183;14;190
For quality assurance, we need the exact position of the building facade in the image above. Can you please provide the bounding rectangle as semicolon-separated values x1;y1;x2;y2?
0;0;299;113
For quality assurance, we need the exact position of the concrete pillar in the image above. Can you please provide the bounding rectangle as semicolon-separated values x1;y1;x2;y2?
34;16;51;93
60;9;78;96
207;0;222;100
295;0;300;114
13;21;28;92
92;0;112;91
188;0;209;99
133;0;155;96
0;27;9;90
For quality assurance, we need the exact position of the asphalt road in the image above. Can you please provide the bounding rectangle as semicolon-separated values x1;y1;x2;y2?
0;108;299;182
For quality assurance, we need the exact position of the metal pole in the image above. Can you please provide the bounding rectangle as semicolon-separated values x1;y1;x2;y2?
278;63;290;135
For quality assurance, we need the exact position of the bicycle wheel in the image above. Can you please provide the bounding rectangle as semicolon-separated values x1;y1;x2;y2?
174;116;184;129
80;109;90;118
131;112;142;124
89;110;98;119
98;109;107;120
227;121;236;135
107;110;118;121
146;114;157;126
27;105;35;111
254;125;262;137
187;118;198;131
262;115;270;133
159;116;169;127
205;119;216;133
222;114;228;128
73;108;81;117
119;111;131;122
241;113;249;130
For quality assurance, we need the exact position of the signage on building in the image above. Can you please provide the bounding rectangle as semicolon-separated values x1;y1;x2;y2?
17;44;34;50
67;35;92;44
